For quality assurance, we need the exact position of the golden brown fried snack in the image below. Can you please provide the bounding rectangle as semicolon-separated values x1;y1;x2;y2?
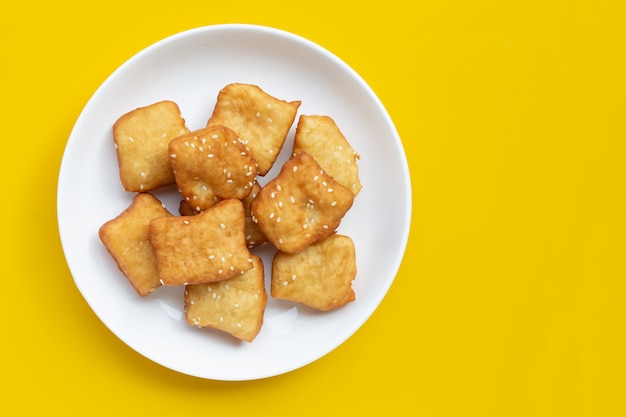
169;125;257;214
185;255;267;342
113;100;190;192
99;193;172;296
242;181;268;249
293;114;362;196
250;151;354;253
207;83;301;176
271;234;356;311
149;199;253;285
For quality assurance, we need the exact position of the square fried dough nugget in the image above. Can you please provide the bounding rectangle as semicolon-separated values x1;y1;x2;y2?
149;199;253;285
99;193;172;296
113;100;190;192
293;115;362;196
250;151;354;253
272;234;356;311
169;125;257;213
207;83;301;176
185;255;267;342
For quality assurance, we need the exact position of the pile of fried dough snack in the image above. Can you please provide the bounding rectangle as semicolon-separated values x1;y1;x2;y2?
99;83;362;342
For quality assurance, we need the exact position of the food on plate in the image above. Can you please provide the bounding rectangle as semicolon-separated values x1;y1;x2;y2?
149;199;253;286
271;234;356;311
293;114;362;196
112;100;190;192
99;82;363;342
206;83;301;176
98;193;173;296
250;151;354;254
169;125;257;213
184;255;267;342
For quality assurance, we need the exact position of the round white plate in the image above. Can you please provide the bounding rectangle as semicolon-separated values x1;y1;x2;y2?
57;24;411;380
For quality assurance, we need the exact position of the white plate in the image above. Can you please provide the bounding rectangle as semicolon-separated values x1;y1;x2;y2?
57;24;411;380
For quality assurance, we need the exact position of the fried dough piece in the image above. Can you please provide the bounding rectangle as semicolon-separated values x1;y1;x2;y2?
149;199;253;285
185;255;267;342
271;234;356;311
169;125;257;213
99;193;172;296
250;151;354;253
113;100;190;192
207;83;301;176
293;114;362;196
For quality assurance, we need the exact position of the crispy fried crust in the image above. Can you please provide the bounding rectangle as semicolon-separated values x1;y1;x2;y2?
293;114;362;195
99;193;172;296
169;125;257;213
250;151;354;253
184;255;267;342
271;234;356;311
207;83;301;176
149;199;253;285
113;100;189;192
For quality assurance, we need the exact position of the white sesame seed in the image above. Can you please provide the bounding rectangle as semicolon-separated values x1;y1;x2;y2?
269;212;275;219
218;269;223;274
278;238;284;244
212;134;218;139
331;201;337;206
220;223;226;229
140;172;146;178
293;166;298;172
234;303;239;308
170;153;176;158
207;154;214;158
229;265;235;271
221;256;226;263
313;175;319;181
256;111;261;117
323;225;329;229
277;185;282;191
276;217;281;223
162;133;167;138
270;192;275;198
212;292;217;299
292;274;297;280
225;284;230;290
328;188;334;193
283;281;288;286
236;322;242;328
140;184;144;190
290;196;296;204
183;220;190;224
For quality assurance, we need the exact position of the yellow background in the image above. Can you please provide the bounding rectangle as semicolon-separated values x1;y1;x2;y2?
2;0;625;415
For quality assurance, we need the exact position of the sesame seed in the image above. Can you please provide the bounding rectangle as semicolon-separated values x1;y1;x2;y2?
140;184;144;190
270;192;275;198
331;201;337;206
283;281;288;286
278;201;283;207
184;141;190;146
328;188;334;193
234;303;239;308
202;138;207;144
290;196;296;204
322;181;328;187
278;238;284;244
140;172;146;178
256;112;261;117
276;217;281;223
220;316;224;322
293;166;298;173
323;225;329;229
183;220;190;225
277;185;282;191
269;212;275;219
221;256;226;263
170;153;176;158
199;146;203;152
229;265;234;271
292;274;297;280
236;322;242;328
218;269;223;274
207;154;214;158
127;137;134;142
207;286;212;291
212;292;217;299
220;223;226;229
225;284;230;290
212;134;218;139
313;175;319;181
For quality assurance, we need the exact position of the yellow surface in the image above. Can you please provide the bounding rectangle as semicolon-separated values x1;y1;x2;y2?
2;0;625;415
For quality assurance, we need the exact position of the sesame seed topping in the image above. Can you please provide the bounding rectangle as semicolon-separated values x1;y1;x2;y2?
290;196;296;204
278;238;284;244
236;322;242;328
212;292;217;299
128;137;134;142
170;153;176;158
183;220;190;225
207;154;214;158
220;223;226;229
283;281;288;286
270;192;275;198
331;201;337;206
256;111;261;117
276;217;281;223
234;303;239;308
140;171;146;178
225;284;230;290
269;212;275;219
313;175;319;181
229;265;235;271
292;274;297;280
212;134;218;139
218;269;223;274
293;166;298;172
